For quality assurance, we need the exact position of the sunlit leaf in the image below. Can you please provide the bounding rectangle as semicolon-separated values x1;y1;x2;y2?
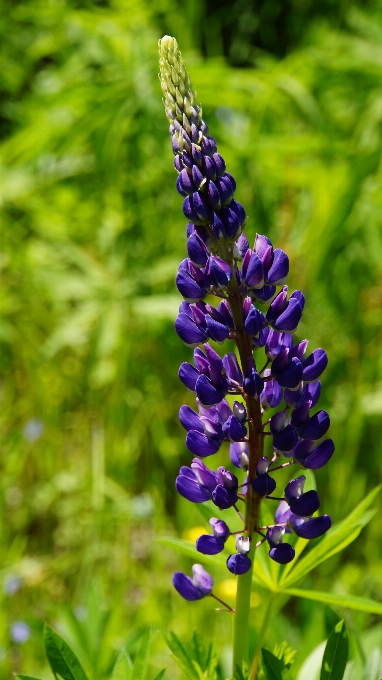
283;588;382;615
111;650;133;680
320;620;348;680
131;628;151;680
44;624;88;680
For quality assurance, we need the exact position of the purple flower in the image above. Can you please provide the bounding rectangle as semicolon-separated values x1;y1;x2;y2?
173;564;213;600
196;518;230;555
176;459;217;502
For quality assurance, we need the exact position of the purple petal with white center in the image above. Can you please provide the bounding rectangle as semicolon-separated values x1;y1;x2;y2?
205;256;232;288
285;475;306;502
275;500;292;524
179;405;203;432
299;410;330;440
196;535;225;555
177;168;196;196
233;401;246;423
256;457;269;475
175;314;208;347
270;410;287;434
290;289;305;311
192;165;205;191
265;249;289;285
176;474;212;503
212;485;237;509
192;564;214;594
294;438;335;469
191;144;203;167
186;430;221;457
179;362;199;390
290;340;309;363
251;473;276;497
172;572;205;600
269;543;295;564
226;553;252;575
289;490;320;517
230;441;249;468
302;349;328;382
210;518;230;540
291;514;332;539
266;525;285;546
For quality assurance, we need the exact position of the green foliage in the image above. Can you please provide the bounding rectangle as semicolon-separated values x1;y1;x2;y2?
260;649;293;680
1;1;382;678
44;625;89;680
164;632;221;680
319;620;349;680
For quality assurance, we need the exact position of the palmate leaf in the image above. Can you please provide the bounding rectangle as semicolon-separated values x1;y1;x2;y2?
43;624;89;680
283;587;382;615
320;620;349;680
279;485;380;588
261;649;294;680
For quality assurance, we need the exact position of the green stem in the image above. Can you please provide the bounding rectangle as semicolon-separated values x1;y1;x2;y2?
249;595;275;680
227;271;264;677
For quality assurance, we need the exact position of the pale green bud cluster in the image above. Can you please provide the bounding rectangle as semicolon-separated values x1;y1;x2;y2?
158;35;203;133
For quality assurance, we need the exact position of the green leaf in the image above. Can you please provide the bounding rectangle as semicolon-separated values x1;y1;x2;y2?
111;650;133;680
14;676;43;680
152;670;166;680
283;587;382;615
131;628;151;680
164;632;200;680
320;620;349;680
261;649;294;680
280;485;380;588
361;649;382;680
43;624;89;680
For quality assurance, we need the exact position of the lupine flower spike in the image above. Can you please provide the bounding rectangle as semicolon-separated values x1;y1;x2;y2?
158;34;334;667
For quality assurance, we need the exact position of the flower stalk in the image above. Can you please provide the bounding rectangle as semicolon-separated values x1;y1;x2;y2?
158;35;334;679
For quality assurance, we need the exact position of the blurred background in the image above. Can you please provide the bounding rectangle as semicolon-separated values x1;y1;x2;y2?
1;0;382;677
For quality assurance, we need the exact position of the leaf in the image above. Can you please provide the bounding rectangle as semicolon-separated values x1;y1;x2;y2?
14;676;43;680
111;650;133;680
152;671;166;680
283;587;382;615
296;642;326;680
164;632;200;680
280;485;380;588
320;620;349;680
361;649;382;680
131;628;151;680
43;624;89;680
261;649;294;680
